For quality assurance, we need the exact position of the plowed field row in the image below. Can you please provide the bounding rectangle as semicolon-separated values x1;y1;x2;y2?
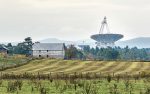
3;59;150;75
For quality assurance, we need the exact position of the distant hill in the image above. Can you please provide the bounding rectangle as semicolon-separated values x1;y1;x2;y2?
39;38;96;47
39;38;67;43
39;37;150;48
116;37;150;48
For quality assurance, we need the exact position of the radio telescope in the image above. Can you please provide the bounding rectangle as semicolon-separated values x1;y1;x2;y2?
91;17;123;48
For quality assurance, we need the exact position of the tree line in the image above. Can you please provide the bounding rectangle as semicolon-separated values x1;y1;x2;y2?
84;46;150;61
1;37;150;61
4;37;32;56
65;45;150;61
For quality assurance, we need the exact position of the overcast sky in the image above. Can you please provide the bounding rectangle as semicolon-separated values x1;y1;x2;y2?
0;0;150;42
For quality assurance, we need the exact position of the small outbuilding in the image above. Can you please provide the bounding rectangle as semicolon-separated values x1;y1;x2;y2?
0;45;8;55
32;43;65;59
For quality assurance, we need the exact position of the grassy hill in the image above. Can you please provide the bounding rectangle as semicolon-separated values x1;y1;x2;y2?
3;59;150;75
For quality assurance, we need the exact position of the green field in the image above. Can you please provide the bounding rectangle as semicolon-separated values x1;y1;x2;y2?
0;79;150;94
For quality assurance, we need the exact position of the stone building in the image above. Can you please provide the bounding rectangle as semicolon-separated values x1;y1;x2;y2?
32;43;65;59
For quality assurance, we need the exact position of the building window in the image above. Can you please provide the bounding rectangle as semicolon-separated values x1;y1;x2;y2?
47;55;49;58
39;55;41;57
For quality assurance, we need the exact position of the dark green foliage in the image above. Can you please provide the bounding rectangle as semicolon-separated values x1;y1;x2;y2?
107;74;112;83
7;37;33;55
6;43;13;54
13;37;32;55
82;46;150;61
65;45;85;59
145;88;150;94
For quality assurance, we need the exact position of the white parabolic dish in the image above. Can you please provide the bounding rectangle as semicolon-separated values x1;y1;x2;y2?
91;34;123;43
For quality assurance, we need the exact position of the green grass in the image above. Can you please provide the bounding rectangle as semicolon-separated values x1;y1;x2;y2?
0;55;30;71
0;79;149;94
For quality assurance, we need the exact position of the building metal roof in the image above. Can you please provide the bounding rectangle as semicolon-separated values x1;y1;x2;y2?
32;43;65;51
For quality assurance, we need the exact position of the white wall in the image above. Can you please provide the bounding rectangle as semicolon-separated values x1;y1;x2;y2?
33;50;65;59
